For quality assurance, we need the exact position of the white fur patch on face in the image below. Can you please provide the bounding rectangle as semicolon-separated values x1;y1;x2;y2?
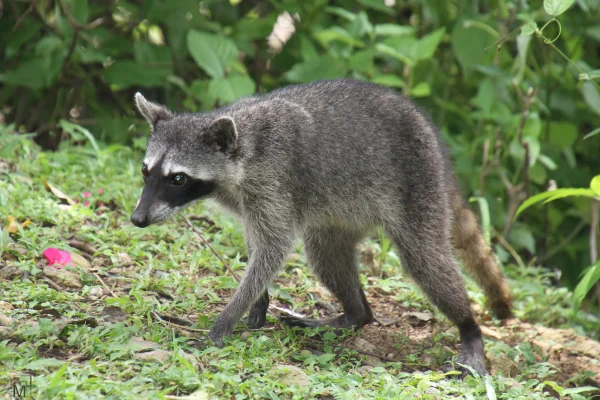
143;156;159;170
162;159;214;181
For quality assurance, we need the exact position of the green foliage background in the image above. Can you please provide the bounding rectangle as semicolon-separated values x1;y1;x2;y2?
1;0;600;308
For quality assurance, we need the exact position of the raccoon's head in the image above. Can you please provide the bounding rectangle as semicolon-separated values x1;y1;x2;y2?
130;93;242;227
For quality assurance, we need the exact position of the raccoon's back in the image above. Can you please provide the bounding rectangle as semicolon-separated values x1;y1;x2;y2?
234;79;455;219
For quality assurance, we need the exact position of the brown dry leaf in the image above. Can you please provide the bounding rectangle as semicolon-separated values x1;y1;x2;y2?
6;216;31;233
41;178;76;205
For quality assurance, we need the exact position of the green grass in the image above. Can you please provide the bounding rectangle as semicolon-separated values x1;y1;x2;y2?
0;127;599;399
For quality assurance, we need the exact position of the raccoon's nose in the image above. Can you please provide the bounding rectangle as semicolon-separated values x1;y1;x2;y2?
130;212;149;228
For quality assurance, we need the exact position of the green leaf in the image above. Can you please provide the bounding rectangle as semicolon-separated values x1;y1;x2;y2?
207;75;256;105
357;0;395;15
371;74;405;89
104;60;170;89
375;43;414;65
414;28;445;61
451;19;495;69
591;175;600;196
520;21;537;36
374;24;415;37
285;55;347;83
410;82;431;97
579;70;600;81
70;0;89;24
581;80;600;117
573;261;600;310
543;0;576;16
187;30;239;78
515;188;595;218
469;197;491;245
23;358;65;370
315;27;364;48
2;59;47;89
584;127;600;139
510;227;536;254
59;120;100;157
548;122;578;148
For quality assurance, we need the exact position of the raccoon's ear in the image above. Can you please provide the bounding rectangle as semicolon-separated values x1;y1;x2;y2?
203;116;238;153
134;93;173;126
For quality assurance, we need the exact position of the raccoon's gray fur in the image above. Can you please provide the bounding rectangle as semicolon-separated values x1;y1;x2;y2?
131;79;512;377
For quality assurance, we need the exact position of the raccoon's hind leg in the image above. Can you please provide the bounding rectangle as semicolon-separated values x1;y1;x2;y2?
281;226;373;331
385;218;488;377
245;290;269;329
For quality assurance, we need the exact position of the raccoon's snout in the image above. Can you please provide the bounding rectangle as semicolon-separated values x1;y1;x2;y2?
130;210;149;228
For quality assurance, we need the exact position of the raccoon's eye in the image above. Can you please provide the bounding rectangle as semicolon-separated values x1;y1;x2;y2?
170;174;188;187
142;164;149;177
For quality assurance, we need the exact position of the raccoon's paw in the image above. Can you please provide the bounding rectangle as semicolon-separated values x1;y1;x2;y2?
444;350;488;379
208;323;233;348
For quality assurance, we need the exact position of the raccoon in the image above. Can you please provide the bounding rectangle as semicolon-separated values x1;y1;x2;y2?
131;79;512;377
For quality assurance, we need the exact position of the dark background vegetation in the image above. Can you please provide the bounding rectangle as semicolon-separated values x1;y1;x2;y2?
1;0;600;311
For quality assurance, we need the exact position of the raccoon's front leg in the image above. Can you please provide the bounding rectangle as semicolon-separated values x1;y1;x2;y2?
209;228;293;347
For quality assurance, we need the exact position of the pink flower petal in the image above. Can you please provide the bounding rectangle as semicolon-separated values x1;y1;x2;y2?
99;202;105;208
43;248;73;269
97;188;103;194
83;192;92;198
83;200;90;207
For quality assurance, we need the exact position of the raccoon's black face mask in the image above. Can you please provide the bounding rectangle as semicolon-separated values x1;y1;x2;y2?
130;163;216;228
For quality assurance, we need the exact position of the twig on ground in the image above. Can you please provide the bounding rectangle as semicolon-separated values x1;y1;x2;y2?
93;272;117;298
43;277;63;291
493;228;526;268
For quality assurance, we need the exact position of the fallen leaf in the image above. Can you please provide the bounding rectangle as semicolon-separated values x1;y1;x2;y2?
41;178;75;205
6;216;31;233
43;266;82;289
70;253;91;270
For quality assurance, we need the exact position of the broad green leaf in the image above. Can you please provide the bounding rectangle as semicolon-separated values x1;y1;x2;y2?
410;82;431;97
543;0;576;16
591;175;600;196
23;358;65;370
515;188;595;218
452;19;495;69
538;154;558;170
357;0;395;15
573;261;600;310
324;7;357;21
2;59;47;89
187;30;239;78
579;70;600;80
207;75;256;105
59;120;100;157
349;49;375;75
549;122;578;148
520;21;537;36
299;35;319;60
70;0;89;24
414;28;445;61
376;43;414;65
104;60;170;89
285;55;347;83
347;11;373;38
315;27;364;48
471;78;495;114
510;227;536;254
581;80;600;117
371;74;405;88
374;24;415;37
584;127;600;139
563;386;600;395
